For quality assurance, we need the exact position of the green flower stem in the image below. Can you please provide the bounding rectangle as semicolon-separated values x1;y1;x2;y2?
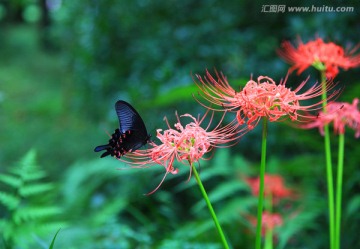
320;71;335;249
264;228;273;249
264;194;273;249
255;117;268;249
335;133;345;249
191;163;230;249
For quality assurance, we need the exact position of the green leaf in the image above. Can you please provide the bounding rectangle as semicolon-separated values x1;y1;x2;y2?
10;167;46;181
0;192;20;210
19;183;54;197
13;206;62;224
346;195;360;217
277;207;322;249
192;181;248;213
152;84;199;107
18;149;37;168
49;228;61;249
0;174;21;188
21;170;47;181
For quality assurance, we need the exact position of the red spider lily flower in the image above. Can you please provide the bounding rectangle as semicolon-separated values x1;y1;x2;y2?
262;212;283;233
278;38;360;79
121;111;245;193
302;98;360;137
195;70;339;129
246;174;294;204
248;212;283;236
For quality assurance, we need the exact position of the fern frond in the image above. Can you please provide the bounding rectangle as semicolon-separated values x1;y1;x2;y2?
0;150;64;248
19;183;54;197
22;171;47;182
1;222;15;241
0;174;21;188
19;149;37;166
10;168;47;181
9;150;46;182
0;192;20;210
13;206;62;224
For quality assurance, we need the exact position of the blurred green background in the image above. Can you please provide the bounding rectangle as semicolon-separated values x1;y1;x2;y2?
0;0;360;248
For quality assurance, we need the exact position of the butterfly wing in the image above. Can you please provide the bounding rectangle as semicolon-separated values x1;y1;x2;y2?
115;100;149;151
115;101;147;133
94;101;150;159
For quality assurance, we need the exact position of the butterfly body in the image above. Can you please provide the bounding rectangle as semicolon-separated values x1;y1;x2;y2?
94;100;151;159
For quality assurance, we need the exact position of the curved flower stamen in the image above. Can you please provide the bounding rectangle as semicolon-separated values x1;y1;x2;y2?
117;111;246;193
195;70;340;130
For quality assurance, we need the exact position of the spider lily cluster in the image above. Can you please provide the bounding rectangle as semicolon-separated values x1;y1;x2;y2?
96;36;360;249
119;67;342;192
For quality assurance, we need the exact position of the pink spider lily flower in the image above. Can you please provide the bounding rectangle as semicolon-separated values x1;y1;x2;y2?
246;174;294;204
261;212;283;234
248;212;283;236
195;70;339;129
120;111;246;194
302;98;360;137
278;37;360;79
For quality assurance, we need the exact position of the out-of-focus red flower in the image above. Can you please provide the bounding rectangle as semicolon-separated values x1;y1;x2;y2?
262;212;283;232
278;38;360;79
121;111;245;193
248;211;283;236
246;174;293;203
195;70;339;129
302;98;360;137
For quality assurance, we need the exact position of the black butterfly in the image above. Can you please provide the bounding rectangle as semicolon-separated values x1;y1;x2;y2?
94;100;151;159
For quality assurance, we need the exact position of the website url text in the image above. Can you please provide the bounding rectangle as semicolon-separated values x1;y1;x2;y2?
261;5;354;13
